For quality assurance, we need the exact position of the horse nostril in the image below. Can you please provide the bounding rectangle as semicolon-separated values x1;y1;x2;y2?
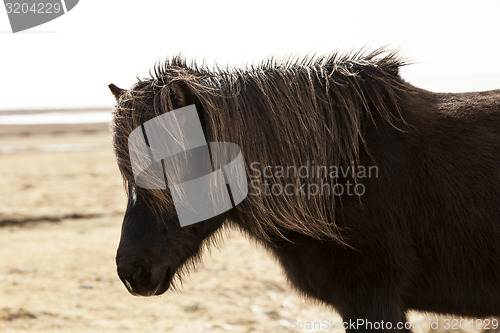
117;263;133;282
132;264;149;283
117;262;153;295
123;278;134;292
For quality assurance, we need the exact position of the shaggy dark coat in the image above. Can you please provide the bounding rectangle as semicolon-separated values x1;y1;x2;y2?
111;50;500;332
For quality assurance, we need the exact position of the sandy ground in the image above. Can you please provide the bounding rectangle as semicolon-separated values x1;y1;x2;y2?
0;130;498;332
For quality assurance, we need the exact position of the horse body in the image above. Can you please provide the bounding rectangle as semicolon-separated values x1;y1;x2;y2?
111;51;500;332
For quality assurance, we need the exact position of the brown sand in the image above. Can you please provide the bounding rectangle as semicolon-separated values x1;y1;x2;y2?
0;130;497;332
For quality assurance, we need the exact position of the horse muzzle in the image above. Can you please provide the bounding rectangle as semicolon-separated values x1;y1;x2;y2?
116;258;172;297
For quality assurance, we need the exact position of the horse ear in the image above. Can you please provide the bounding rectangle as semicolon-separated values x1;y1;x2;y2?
170;81;193;109
169;81;206;130
108;83;126;101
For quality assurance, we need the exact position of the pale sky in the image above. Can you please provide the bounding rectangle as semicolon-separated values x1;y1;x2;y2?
0;0;499;110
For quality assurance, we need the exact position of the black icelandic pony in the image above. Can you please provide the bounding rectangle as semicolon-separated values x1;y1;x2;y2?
110;50;500;332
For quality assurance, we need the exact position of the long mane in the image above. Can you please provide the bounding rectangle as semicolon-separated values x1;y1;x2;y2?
112;49;412;243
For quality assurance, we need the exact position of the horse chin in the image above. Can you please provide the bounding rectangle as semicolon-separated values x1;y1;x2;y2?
153;267;173;295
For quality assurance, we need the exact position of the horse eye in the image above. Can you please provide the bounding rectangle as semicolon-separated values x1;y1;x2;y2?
130;187;137;203
127;185;138;208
